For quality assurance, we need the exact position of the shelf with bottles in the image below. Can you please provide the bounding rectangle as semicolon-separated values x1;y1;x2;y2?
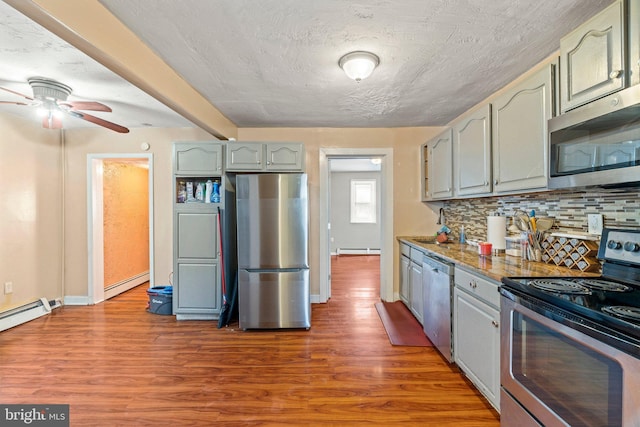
176;177;222;205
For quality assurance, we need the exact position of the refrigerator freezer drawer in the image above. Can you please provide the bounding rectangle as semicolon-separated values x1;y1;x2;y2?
239;269;310;330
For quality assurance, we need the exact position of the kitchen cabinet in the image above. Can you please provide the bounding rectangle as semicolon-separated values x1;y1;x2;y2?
409;248;424;324
420;143;430;201
453;267;500;411
174;141;223;175
399;243;411;305
173;142;223;320
426;129;453;200
225;141;305;172
453;104;492;197
560;0;625;112
492;63;554;194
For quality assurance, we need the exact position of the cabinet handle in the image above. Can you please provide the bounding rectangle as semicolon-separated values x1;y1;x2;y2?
469;280;477;289
609;69;623;79
492;320;499;328
494;179;498;186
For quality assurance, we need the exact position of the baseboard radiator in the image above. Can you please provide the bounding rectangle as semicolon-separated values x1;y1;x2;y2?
0;297;61;333
335;248;381;256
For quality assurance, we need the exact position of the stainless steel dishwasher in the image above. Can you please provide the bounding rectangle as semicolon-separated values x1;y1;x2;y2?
422;254;454;362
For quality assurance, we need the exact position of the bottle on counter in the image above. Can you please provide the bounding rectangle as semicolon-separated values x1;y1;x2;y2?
459;225;466;244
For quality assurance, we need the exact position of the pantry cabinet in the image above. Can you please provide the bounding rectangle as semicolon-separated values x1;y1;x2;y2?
173;141;224;320
560;0;625;112
492;63;554;194
225;141;305;172
453;104;492;197
453;267;500;411
426;129;453;200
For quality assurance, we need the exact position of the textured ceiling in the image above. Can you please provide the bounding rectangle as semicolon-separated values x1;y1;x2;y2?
1;0;613;131
0;1;195;130
99;0;612;127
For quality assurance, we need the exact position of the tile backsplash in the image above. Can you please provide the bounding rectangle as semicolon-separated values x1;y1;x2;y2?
440;187;640;242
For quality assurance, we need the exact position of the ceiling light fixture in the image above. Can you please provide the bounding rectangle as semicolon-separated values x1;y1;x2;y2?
339;51;380;82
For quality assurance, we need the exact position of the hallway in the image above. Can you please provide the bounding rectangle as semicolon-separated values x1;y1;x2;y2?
0;255;499;426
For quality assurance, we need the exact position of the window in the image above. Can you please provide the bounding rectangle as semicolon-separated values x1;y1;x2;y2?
350;179;376;223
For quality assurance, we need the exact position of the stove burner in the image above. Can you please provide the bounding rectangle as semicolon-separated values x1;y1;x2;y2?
529;279;592;295
578;279;632;293
602;306;640;322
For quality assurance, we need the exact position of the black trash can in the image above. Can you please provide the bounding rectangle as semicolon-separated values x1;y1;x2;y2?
146;286;173;315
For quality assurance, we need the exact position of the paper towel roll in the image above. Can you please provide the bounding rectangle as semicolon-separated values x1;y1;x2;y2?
487;216;507;250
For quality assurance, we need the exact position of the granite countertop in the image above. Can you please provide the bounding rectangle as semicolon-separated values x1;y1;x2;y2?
398;236;600;283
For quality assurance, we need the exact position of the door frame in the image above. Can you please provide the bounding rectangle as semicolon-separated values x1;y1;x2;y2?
319;148;393;303
87;153;154;304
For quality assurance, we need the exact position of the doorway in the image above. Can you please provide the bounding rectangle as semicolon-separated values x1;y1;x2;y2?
319;148;393;303
87;154;154;304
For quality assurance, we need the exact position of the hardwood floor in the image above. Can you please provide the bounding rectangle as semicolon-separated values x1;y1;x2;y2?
0;255;499;426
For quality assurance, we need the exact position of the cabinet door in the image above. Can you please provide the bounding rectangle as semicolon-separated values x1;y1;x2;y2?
420;143;430;201
409;261;423;324
226;142;264;171
174;142;222;175
266;143;305;171
176;212;218;260
560;0;625;112
454;287;500;410
175;262;220;313
400;254;410;306
453;104;492;196
492;64;553;193
428;129;453;199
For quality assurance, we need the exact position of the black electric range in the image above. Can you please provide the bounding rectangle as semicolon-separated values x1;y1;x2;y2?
501;228;640;342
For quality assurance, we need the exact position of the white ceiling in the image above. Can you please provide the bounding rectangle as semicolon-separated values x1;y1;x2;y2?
1;0;613;132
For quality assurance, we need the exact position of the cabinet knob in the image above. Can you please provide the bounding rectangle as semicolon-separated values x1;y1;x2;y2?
491;320;499;328
494;179;498;186
609;69;623;79
469;280;477;289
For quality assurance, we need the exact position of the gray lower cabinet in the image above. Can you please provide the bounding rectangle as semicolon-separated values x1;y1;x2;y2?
399;243;411;305
409;254;423;324
453;267;500;411
225;141;305;172
173;141;223;320
398;243;423;325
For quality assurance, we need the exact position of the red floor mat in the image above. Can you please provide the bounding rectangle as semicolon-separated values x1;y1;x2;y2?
375;301;433;346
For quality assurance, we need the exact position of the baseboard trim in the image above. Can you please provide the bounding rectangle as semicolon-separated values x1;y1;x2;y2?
0;297;51;332
64;296;92;306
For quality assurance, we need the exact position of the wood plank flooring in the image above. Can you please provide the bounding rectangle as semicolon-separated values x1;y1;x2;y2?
0;255;499;426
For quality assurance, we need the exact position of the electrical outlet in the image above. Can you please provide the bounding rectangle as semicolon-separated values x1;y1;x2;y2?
588;214;603;235
4;281;13;294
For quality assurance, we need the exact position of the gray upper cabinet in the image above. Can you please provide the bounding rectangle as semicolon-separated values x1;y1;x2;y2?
492;64;554;194
629;0;640;86
560;0;625;112
174;142;223;175
226;142;305;172
427;129;453;200
453;104;492;197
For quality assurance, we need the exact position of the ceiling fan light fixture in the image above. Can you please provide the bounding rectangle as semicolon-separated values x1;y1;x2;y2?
339;51;380;82
28;77;72;102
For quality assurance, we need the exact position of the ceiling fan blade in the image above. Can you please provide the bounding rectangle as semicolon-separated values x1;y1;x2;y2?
0;101;29;106
42;114;63;129
60;101;112;112
68;110;129;133
0;86;34;101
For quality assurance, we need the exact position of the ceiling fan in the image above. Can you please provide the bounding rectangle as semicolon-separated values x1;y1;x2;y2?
0;77;129;133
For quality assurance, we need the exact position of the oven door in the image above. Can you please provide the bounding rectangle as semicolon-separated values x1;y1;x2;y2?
500;292;640;427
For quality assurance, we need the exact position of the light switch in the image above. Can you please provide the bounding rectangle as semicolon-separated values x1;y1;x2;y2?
588;214;603;235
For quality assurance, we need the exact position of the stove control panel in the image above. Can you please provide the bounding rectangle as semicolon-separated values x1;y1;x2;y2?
600;228;640;265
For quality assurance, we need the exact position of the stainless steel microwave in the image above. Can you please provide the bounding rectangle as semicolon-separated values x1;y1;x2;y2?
548;85;640;189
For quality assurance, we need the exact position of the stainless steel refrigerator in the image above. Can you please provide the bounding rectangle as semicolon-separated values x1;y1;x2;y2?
236;173;310;330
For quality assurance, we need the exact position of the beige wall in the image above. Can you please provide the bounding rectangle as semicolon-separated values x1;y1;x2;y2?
63;126;213;298
238;127;443;296
1;116;440;311
0;113;63;311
